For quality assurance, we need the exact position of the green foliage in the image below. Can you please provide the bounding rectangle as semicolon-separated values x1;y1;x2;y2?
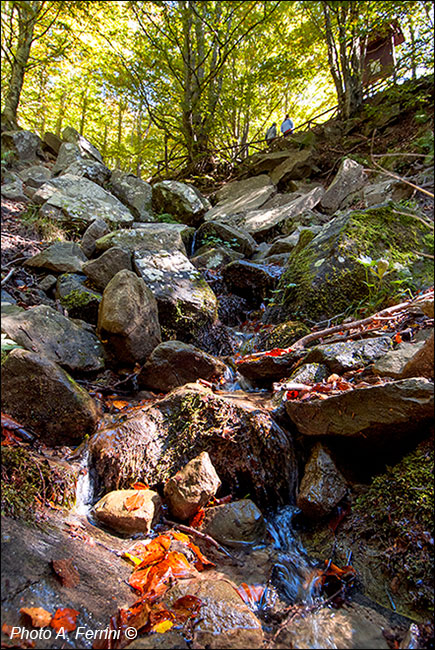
20;204;68;241
155;213;178;224
199;234;239;251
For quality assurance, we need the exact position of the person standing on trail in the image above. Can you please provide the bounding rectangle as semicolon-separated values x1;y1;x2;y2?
265;122;277;145
281;115;294;136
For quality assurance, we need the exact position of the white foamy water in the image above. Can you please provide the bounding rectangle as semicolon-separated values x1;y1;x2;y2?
74;449;95;516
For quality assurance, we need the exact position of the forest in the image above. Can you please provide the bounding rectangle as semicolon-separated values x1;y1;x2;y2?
1;2;434;650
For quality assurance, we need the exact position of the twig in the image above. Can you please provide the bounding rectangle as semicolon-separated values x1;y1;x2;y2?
2;255;31;268
272;588;344;641
1;267;15;286
162;517;238;560
392;210;433;229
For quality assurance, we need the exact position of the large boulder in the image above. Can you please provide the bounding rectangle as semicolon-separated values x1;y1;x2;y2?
402;330;434;379
42;131;62;155
1;305;105;372
373;340;427;378
152;180;210;226
236;349;302;384
0;178;27;201
51;142;84;175
110;169;154;221
285;378;434;441
199;499;266;547
137;340;227;392
35;174;134;230
269;148;316;186
92;489;161;535
320;158;367;214
24;241;88;274
63;158;111;186
62;126;103;162
269;206;434;323
164;451;221;520
82;247;132;291
1;130;43;163
95;223;189;256
296;443;347;518
191;247;244;270
89;384;297;506
304;336;393;373
18;165;51;188
97;269;161;366
194;221;257;257
1;349;100;445
222;260;283;306
204;175;276;222
133;249;218;340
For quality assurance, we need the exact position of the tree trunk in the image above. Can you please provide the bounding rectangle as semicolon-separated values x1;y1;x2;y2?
1;1;41;130
79;91;88;136
55;93;67;137
116;102;124;169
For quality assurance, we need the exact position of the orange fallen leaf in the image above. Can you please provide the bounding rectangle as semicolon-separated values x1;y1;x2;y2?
131;481;149;490
394;333;402;343
187;539;215;571
50;608;79;633
152;619;174;634
20;607;52;628
124;491;146;512
237;583;265;607
171;595;202;622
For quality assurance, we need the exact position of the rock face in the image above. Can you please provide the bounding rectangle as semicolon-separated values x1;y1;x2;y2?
2;130;43;162
55;273;102;324
199;500;266;547
137;341;227;392
285;378;434;441
134;249;218;340
152;180;210;226
97;269;161;366
1;349;100;445
63;158;111;186
51;142;85;175
25;241;88;273
82;247;132;291
62;125;103;162
296;443;347;518
304;337;393;373
110;169;154;221
89;384;296;506
320;158;367;214
195;221;257;257
1;305;105;372
271;206;434;322
92;489;161;534
204;175;275;221
269;148;316;185
164;452;221;520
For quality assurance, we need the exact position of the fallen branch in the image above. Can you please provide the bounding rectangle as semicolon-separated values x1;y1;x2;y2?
162;517;238;561
1;267;15;286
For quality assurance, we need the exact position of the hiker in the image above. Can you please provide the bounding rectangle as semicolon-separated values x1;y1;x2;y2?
281;115;294;136
265;122;277;145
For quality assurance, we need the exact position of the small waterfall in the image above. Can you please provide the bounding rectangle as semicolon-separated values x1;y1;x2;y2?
74;449;95;516
190;229;198;256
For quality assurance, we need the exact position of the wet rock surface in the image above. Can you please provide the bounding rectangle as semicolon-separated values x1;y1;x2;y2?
199;499;266;547
93;489;161;534
296;443;347;518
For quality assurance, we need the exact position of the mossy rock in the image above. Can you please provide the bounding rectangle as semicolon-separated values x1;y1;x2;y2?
255;320;310;351
268;205;434;323
1;446;77;521
56;273;102;324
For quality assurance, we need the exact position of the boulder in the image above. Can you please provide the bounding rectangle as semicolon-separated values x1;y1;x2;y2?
199;500;266;547
373;340;426;378
137;341;227;392
254;320;310;351
62;126;103;162
80;218;110;258
269;206;434;323
38;274;57;292
165;578;264;649
51;142;84;175
126;633;188;649
1;305;105;372
222;260;283;306
236;349;302;384
1;130;43;162
92;489;161;534
82;247;132;291
18;165;51;188
402;330;434;379
97;269;161;366
42;131;62;155
152;180;210;226
164;451;221;520
110;169;154;221
95;224;188;256
24;241;87;274
267;226;322;256
0;178;27;201
133;250;218;340
296;443;347;518
304;336;393;373
204;175;275;222
89;384;297;506
191;247;244;270
285;378;434;440
35;174;134;230
55;273;102;324
194;221;257;257
361;179;413;208
320;158;367;214
63;158;111;186
269;148;315;186
1;349;100;445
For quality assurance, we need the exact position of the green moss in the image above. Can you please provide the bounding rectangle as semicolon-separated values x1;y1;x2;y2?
61;288;99;310
1;446;76;521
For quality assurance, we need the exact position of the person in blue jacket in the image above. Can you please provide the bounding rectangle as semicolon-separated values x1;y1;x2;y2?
281;115;294;136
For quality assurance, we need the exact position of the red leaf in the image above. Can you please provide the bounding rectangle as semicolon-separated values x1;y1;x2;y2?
130;481;149;490
187;540;215;571
50;608;79;633
394;333;402;343
124;492;146;512
189;509;205;529
171;595;202;622
20;607;52;628
127;535;172;568
264;348;288;357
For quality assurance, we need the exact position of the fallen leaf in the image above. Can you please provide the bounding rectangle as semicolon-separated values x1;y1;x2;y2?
2;623;14;638
20;607;52;628
188;509;205;529
50;608;79;633
124;491;146;512
130;481;149;490
237;583;265;607
51;559;80;588
394;333;403;343
187;540;215;571
151;619;174;634
171;595;202;622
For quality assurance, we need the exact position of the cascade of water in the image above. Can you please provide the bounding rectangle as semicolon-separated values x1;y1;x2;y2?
74;449;95;516
190;229;198;256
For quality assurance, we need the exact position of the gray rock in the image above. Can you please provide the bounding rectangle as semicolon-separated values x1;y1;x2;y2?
402;330;434;379
361;179;413;207
42;131;62;155
63;158;111;186
1;349;100;445
285;378;434;440
137;340;227;392
38;274;57;292
80;218;110;258
62;126;103;162
134;249;218;340
95;223;188;256
152;180;210;226
97;269;161;366
373;341;426;378
269;148;316;185
236;349;302;384
1;130;43;162
195;221;257;257
110;169;154;221
1;305;105;372
24;241;88;273
82;247;132;291
268;225;323;256
204;175;275;222
191;246;244;270
51;142;83;175
164;451;221;520
0;178;27;201
55;273;102;324
18;165;51;188
320;158;367;214
289;362;329;384
305;336;393;373
222;259;284;305
297;443;347;518
93;489;161;534
199;499;266;547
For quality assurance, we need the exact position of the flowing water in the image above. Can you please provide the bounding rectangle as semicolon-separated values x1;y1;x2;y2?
73;449;95;517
